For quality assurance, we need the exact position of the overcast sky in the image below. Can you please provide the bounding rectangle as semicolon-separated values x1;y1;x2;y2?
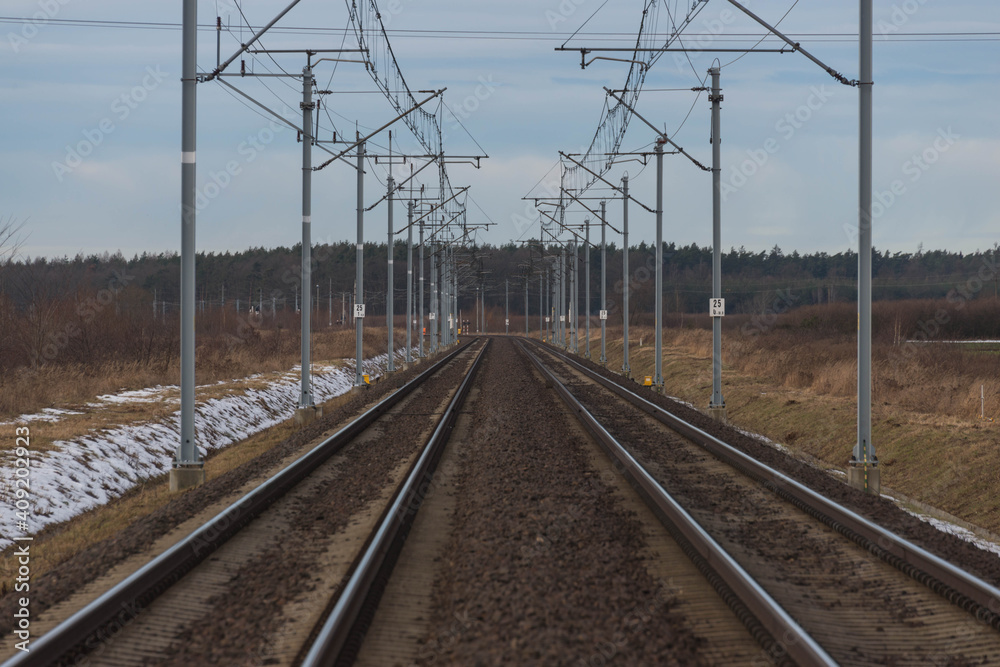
2;0;998;260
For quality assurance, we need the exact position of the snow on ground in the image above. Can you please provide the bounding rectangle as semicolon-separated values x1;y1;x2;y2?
899;508;1000;559
0;349;407;551
0;408;84;425
94;386;177;405
664;393;1000;560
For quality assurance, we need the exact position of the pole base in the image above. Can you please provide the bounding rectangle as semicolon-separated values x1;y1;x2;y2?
294;405;323;427
847;460;881;495
708;406;728;423
169;465;205;492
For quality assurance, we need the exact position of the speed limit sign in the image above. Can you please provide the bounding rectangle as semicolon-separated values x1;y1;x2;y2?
355;303;366;318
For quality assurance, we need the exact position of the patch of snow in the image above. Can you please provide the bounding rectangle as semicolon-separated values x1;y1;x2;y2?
898;507;1000;559
663;394;697;410
732;426;791;454
0;348;413;550
0;407;85;426
95;386;175;404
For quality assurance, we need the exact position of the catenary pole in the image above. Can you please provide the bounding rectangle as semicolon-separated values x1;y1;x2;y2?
299;65;315;409
585;217;591;358
418;219;425;357
406;201;413;363
355;141;365;386
541;265;546;341
430;236;437;353
525;275;529;337
572;235;579;353
854;0;877;483
622;175;631;378
560;246;567;347
710;66;726;416
600;201;607;365
443;244;449;343
386;175;395;372
176;0;202;482
654;140;664;388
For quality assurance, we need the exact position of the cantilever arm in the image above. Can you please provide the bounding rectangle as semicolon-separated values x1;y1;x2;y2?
724;0;857;86
559;152;655;213
203;0;305;82
314;90;445;172
603;88;709;172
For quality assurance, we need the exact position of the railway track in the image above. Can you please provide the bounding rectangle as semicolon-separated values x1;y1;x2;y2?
1;339;487;667
8;336;1000;665
520;338;1000;665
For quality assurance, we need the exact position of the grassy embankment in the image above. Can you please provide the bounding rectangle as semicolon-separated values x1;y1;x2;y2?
577;301;1000;536
0;325;408;587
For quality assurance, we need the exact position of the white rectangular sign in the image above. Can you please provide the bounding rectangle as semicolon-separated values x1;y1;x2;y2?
505;319;509;326
710;298;725;317
429;312;436;321
559;315;565;323
599;309;608;320
354;303;366;318
545;316;550;323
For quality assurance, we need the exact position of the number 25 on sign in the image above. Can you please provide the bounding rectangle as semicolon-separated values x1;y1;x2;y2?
710;298;725;317
354;304;366;318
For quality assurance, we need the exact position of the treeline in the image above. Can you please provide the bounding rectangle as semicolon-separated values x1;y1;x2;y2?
4;241;997;316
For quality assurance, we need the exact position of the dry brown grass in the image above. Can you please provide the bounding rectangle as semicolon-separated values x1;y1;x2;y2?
584;306;1000;534
0;326;395;422
0;393;322;587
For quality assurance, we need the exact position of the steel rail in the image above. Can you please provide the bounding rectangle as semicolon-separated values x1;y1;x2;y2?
300;339;490;666
1;340;475;667
515;340;836;667
529;339;1000;629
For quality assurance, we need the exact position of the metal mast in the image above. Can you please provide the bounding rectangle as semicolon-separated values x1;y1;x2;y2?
174;0;203;490
621;175;630;378
298;65;316;415
386;175;395;372
418;218;425;357
600;200;607;365
585;217;591;359
406;201;413;363
505;279;509;334
709;66;726;420
852;0;878;491
653;139;664;388
354;141;366;386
